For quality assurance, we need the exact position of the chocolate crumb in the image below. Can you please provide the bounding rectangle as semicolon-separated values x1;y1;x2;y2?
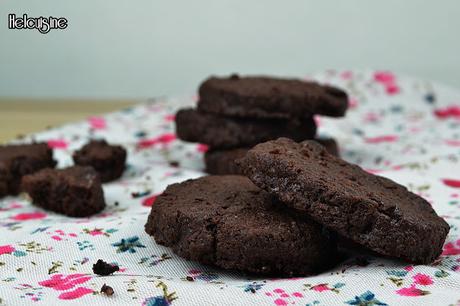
169;161;180;168
93;259;119;276
101;284;114;296
186;276;194;282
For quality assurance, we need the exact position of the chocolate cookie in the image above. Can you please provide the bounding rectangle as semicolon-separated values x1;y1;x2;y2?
145;175;337;276
239;138;449;264
176;108;316;149
315;137;339;157
22;166;106;217
198;75;348;119
73;140;127;182
204;137;339;175
0;143;56;197
204;148;248;175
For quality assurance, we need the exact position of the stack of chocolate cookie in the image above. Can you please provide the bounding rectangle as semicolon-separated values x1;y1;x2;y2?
175;75;348;174
145;138;449;277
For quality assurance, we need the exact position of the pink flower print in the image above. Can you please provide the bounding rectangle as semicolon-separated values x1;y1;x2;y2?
404;266;414;272
340;70;353;80
58;287;93;300
349;98;358;109
196;144;209;153
11;212;47;221
156;133;176;144
0;245;15;255
88;229;104;236
445;139;460;147
0;202;22;212
47;139;68;149
266;287;305;305
364;135;399;144
39;274;91;290
413;273;433;286
442;179;460;188
49;229;78;241
442;239;460;256
434;105;460;119
363;112;380;123
311;284;330;292
164;114;176;122
374;71;396;83
373;71;400;95
137;139;157;149
137;133;176;149
274;299;288;306
396;284;429;296
39;274;93;300
88;116;106;130
142;194;159;207
385;83;400;95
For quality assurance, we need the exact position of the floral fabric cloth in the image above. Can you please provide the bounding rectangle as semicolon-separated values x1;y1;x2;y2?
1;70;460;306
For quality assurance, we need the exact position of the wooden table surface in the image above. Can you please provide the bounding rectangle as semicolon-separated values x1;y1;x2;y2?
0;98;138;143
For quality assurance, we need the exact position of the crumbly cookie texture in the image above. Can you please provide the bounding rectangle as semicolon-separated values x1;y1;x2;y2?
145;175;338;276
239;138;449;264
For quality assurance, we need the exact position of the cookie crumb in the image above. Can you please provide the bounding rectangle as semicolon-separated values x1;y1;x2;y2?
169;161;180;167
93;259;120;276
101;284;114;296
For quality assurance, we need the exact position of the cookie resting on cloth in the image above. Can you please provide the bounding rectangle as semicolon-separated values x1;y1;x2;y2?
22;166;106;217
145;175;338;276
0;142;56;197
73;139;127;183
239;138;450;264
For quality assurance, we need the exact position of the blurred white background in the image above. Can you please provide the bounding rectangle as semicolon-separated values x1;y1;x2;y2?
0;0;459;99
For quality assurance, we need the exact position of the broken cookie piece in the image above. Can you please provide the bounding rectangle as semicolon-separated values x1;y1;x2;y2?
73;140;126;183
22;166;106;217
93;259;120;276
0;142;56;198
100;284;114;296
